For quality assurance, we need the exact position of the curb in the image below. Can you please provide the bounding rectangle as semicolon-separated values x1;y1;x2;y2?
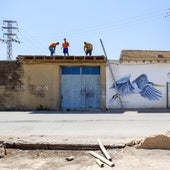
3;141;126;150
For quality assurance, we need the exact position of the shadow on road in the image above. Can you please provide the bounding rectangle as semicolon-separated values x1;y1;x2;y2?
28;108;170;114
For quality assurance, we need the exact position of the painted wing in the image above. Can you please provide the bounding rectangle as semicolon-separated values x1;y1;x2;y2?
140;84;162;100
132;74;148;90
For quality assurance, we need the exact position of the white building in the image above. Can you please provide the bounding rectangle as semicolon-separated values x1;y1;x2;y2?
106;50;170;109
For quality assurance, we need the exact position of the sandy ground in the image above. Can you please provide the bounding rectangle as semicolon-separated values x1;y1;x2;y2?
0;147;170;170
0;135;170;170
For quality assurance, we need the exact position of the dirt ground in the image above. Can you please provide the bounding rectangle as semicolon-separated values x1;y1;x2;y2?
0;145;170;170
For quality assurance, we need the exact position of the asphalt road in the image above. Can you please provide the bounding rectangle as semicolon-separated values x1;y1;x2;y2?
0;111;170;138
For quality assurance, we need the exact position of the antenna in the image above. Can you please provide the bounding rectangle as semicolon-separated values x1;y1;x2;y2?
0;20;20;60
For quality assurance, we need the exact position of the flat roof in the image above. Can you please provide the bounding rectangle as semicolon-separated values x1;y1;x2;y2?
17;55;106;63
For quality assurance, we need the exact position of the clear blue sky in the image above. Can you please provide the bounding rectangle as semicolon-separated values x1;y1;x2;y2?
0;0;170;60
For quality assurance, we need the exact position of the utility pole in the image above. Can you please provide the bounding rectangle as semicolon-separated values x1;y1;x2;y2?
0;20;20;60
99;38;123;108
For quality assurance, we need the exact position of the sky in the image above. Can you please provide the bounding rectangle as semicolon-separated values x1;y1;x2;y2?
0;0;170;60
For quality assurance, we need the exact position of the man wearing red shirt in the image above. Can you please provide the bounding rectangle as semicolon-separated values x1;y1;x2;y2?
49;42;59;56
62;38;69;56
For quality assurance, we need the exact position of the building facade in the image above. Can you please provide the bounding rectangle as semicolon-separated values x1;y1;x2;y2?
106;50;170;109
1;50;170;111
0;55;106;110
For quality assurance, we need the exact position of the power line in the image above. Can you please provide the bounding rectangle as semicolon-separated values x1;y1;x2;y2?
0;20;20;60
165;8;170;18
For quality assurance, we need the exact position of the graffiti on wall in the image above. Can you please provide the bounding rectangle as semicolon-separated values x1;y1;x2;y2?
14;85;48;92
109;74;164;102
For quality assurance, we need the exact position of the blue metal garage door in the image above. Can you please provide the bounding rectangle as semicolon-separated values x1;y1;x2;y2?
61;66;100;110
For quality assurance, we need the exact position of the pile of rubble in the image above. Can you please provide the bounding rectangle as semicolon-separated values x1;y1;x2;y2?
137;132;170;149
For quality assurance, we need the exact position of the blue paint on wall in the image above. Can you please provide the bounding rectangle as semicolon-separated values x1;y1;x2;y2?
110;74;163;102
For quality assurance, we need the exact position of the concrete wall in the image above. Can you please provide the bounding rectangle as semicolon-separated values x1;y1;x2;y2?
20;63;60;110
0;56;106;110
106;61;169;109
21;62;106;110
1;58;169;110
5;56;170;110
0;61;24;110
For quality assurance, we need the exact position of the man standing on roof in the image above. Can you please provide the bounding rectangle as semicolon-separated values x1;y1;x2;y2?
49;42;59;56
61;38;69;56
84;42;93;56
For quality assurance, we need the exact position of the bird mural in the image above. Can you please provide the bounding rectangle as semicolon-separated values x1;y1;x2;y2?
110;74;163;102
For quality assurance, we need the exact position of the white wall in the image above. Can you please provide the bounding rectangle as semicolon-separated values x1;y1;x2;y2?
106;61;170;109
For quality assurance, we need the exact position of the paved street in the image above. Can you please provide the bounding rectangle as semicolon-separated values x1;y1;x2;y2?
0;111;170;138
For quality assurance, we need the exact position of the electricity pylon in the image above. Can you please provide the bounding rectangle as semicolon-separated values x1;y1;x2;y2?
0;20;20;60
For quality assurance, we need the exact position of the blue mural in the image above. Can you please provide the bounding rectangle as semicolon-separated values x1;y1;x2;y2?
110;74;163;102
